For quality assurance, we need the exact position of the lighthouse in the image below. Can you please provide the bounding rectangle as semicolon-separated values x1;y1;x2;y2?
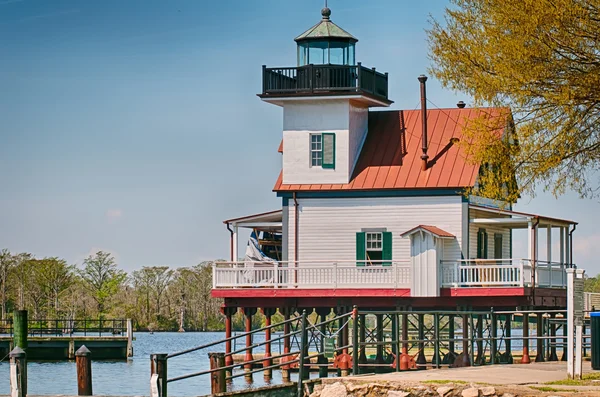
260;6;392;186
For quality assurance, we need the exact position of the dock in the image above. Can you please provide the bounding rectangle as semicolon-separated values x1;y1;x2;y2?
0;317;133;360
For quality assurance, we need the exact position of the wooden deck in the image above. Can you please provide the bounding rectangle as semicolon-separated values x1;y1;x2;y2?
0;335;133;360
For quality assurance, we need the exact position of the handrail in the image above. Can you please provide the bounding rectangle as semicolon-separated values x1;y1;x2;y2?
167;350;301;383
167;314;302;359
262;63;389;100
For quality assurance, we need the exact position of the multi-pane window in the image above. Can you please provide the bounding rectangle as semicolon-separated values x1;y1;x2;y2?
366;233;383;251
365;232;383;262
310;133;335;168
311;134;323;167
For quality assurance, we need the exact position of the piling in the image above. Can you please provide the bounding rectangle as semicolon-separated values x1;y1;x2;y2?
261;308;275;378
505;315;513;362
522;312;531;364
9;347;27;397
126;319;134;358
400;313;409;370
316;308;329;378
75;345;93;396
433;313;440;368
375;314;384;371
461;314;471;366
209;353;226;394
475;315;484;364
535;314;545;362
281;308;291;382
13;310;27;350
549;314;558;361
150;353;168;397
416;313;427;367
352;307;359;375
358;314;367;371
242;307;256;376
297;309;309;397
391;313;399;371
448;314;455;353
490;311;497;364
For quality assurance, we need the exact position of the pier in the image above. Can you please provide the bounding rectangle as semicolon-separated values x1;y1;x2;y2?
0;316;133;360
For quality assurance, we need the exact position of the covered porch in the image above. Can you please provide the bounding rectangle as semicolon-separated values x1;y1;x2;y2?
214;205;577;296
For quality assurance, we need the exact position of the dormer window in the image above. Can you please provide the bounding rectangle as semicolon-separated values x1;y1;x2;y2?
310;133;335;168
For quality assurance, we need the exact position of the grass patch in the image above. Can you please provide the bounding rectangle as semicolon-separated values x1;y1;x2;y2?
531;386;579;392
422;380;469;385
546;372;600;386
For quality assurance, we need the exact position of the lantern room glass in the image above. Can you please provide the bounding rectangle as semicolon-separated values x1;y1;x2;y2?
297;40;355;66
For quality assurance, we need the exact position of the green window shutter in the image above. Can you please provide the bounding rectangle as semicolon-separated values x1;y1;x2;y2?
477;228;485;259
356;232;366;266
382;232;392;266
494;233;503;260
322;133;335;169
483;230;488;259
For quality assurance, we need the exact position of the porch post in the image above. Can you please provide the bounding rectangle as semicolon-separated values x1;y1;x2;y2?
565;228;571;266
547;227;552;263
560;227;565;264
233;225;238;261
528;220;533;262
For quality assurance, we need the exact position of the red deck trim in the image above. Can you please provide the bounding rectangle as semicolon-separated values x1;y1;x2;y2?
439;287;527;297
214;287;567;300
212;288;411;299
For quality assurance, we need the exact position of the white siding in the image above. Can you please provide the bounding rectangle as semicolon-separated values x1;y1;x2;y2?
348;101;368;177
282;100;350;185
410;232;441;297
287;196;464;263
282;204;289;262
468;209;511;259
281;100;369;185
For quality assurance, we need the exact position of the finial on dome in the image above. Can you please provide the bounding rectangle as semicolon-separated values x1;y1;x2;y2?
321;0;331;20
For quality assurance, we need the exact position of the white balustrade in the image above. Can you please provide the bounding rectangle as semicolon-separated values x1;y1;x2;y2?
214;259;568;290
213;260;411;289
440;259;568;288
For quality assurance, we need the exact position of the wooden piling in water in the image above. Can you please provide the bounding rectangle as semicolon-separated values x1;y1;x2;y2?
126;319;134;358
13;310;27;350
9;346;27;397
75;345;92;396
281;308;291;382
150;353;168;397
209;352;226;395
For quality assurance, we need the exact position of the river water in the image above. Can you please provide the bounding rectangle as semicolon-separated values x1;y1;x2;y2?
0;329;564;396
0;332;302;396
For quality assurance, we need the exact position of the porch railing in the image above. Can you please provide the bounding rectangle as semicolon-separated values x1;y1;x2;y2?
440;259;568;288
213;260;410;289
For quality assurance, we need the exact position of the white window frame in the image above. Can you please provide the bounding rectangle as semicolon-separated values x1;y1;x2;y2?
366;232;383;251
310;134;323;167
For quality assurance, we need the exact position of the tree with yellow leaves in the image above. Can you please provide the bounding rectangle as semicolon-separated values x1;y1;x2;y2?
428;0;600;201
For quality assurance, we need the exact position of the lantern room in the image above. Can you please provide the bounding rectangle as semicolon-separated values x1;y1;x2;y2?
295;7;357;66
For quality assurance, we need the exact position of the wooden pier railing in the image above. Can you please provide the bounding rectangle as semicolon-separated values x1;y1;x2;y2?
0;318;129;337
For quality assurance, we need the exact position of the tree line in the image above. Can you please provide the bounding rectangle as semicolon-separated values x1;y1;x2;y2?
0;249;263;332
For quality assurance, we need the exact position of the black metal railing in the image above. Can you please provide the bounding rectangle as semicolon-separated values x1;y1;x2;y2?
262;63;389;100
150;307;591;397
0;318;128;337
151;310;354;397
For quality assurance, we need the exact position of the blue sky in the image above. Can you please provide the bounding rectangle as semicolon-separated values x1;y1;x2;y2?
1;0;599;274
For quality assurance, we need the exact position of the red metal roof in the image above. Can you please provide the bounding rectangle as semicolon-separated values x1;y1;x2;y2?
400;225;456;239
274;108;506;191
